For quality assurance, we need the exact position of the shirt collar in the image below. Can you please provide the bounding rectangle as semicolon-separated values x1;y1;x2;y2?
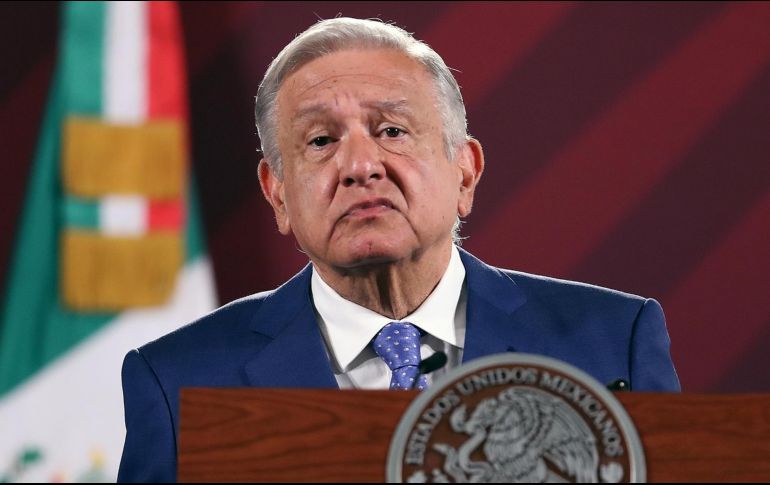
311;245;466;372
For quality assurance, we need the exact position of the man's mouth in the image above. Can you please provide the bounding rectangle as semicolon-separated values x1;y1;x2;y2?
343;198;395;218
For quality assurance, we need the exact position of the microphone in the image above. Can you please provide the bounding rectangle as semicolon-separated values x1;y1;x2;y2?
607;378;630;392
419;351;448;375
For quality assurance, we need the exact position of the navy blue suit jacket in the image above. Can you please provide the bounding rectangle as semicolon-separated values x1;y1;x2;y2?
117;249;679;482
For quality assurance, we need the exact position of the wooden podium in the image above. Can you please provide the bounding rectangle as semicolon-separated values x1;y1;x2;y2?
178;389;770;482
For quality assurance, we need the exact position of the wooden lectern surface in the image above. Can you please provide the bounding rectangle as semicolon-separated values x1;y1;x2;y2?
179;389;770;483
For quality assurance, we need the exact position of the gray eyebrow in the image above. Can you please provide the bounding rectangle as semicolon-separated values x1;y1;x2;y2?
291;99;415;127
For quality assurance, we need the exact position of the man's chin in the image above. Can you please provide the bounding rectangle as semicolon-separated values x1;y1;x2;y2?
331;242;409;271
337;251;400;270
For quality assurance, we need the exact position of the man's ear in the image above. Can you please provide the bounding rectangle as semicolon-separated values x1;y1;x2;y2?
258;159;292;235
456;138;485;217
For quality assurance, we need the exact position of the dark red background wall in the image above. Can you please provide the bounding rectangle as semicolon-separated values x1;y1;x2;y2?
2;2;769;393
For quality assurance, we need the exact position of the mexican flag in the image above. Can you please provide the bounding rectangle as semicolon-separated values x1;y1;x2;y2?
0;2;217;481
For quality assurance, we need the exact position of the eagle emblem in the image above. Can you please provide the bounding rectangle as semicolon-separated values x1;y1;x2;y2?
430;387;600;483
390;355;643;483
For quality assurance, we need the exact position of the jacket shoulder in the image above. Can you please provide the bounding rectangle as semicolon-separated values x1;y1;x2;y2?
488;267;653;352
138;291;272;355
501;269;647;306
489;267;678;391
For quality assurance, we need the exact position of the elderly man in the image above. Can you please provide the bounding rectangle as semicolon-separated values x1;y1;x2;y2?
118;18;679;482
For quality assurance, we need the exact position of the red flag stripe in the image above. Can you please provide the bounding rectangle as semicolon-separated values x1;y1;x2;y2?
664;189;770;391
147;2;187;231
148;1;186;120
148;199;184;231
422;2;576;108
472;2;770;277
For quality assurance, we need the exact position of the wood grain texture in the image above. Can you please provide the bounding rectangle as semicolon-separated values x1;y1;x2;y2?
618;393;770;482
179;389;415;482
179;389;770;483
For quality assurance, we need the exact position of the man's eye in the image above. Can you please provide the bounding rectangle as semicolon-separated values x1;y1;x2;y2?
383;127;405;138
309;136;333;147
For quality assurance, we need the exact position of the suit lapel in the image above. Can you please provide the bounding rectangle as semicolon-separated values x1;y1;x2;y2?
459;249;544;362
243;250;542;386
243;265;338;388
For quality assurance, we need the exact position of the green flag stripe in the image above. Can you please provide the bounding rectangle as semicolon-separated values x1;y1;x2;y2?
62;196;99;229
185;177;206;262
0;3;113;396
61;1;104;115
0;68;68;396
0;1;209;397
0;63;114;397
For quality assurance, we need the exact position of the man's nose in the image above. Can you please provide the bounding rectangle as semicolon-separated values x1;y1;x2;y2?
338;132;385;187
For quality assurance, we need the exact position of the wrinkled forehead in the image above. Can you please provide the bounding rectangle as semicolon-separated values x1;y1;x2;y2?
275;48;438;122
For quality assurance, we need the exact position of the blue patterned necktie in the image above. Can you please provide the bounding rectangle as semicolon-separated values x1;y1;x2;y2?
372;322;428;391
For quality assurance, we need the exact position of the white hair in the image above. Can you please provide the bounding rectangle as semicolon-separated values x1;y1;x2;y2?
254;17;468;178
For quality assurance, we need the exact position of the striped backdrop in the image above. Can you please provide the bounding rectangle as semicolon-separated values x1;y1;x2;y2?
3;1;770;395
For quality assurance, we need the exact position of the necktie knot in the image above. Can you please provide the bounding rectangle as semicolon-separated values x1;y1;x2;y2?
373;322;428;391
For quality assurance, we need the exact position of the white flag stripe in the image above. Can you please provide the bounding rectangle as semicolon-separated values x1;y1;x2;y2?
100;195;147;236
103;1;147;123
0;258;218;482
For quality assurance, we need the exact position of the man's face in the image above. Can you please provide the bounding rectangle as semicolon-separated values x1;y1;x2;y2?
260;48;480;273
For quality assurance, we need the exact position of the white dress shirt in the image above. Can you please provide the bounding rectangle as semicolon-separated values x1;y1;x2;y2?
311;245;467;389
